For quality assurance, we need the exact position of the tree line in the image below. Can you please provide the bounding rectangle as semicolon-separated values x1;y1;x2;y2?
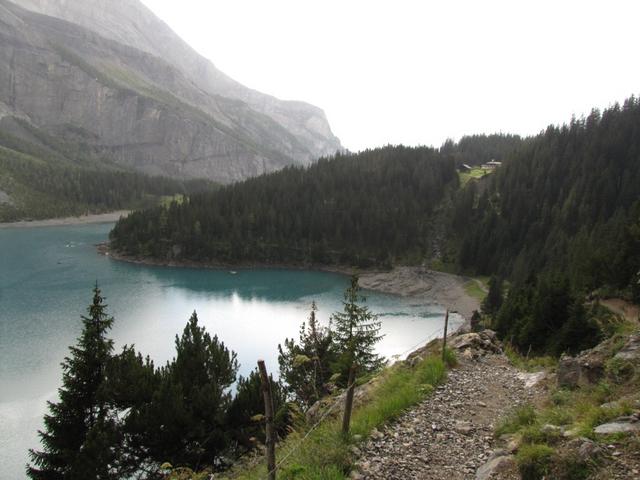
109;146;458;267
440;133;524;166
29;279;382;479
459;96;640;354
108;96;640;359
0;126;214;222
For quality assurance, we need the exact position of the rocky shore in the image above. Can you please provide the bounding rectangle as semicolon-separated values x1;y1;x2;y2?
357;267;480;324
100;243;481;324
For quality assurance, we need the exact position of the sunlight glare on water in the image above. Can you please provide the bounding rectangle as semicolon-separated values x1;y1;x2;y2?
0;223;461;479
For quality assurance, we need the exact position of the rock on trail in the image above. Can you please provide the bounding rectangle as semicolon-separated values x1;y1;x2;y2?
354;340;546;479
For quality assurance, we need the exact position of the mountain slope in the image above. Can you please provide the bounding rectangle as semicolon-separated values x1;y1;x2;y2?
0;117;214;221
0;0;340;183
455;97;640;298
109;146;458;266
8;0;340;156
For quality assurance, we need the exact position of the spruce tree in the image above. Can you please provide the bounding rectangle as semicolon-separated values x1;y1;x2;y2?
28;284;117;479
482;276;503;317
331;276;384;382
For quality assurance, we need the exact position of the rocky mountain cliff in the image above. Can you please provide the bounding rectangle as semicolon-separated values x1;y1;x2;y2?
0;0;341;183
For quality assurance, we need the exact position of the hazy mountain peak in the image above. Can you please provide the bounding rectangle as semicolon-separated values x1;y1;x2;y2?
1;0;341;182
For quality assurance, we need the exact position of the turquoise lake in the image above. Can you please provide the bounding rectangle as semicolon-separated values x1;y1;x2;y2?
0;223;460;479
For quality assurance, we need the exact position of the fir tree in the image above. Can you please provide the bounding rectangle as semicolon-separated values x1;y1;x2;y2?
331;276;384;382
28;284;118;480
103;345;159;476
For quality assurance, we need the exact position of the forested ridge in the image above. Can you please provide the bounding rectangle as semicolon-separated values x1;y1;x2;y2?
109;97;640;356
458;97;640;356
456;97;640;299
440;133;523;166
109;98;640;298
109;146;459;267
0;124;214;221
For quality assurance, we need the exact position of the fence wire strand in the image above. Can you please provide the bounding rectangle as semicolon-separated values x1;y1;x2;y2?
260;320;451;479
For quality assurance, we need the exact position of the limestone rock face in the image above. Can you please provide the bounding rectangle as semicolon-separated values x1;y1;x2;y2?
0;0;341;182
0;189;13;205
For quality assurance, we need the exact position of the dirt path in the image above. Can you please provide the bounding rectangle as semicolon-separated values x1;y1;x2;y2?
354;354;544;479
471;277;488;294
600;298;640;323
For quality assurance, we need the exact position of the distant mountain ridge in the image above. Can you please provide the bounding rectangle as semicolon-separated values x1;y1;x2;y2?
0;0;341;183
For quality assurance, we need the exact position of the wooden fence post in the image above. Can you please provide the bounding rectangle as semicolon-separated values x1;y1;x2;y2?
442;309;449;362
257;359;276;480
341;363;357;436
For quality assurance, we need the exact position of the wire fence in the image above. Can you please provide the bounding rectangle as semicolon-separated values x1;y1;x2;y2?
260;392;343;479
259;323;449;479
393;326;446;361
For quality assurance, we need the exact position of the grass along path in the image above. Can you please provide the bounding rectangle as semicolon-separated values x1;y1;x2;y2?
463;276;489;303
353;350;545;479
600;298;640;324
224;351;455;480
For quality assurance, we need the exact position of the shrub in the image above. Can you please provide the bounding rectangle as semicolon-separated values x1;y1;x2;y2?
549;452;591;480
605;357;636;383
496;404;537;436
442;347;458;367
516;444;555;480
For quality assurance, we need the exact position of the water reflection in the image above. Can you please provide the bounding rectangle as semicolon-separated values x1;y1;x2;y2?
0;223;461;479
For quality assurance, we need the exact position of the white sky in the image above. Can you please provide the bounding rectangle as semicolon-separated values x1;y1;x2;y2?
140;0;640;152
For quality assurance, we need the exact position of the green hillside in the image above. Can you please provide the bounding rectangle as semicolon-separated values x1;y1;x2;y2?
109;146;459;266
0;123;213;222
455;97;640;301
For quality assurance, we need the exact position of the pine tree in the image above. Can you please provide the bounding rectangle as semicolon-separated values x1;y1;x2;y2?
306;301;333;395
103;345;159;476
28;284;118;479
331;276;384;382
278;301;334;407
225;369;289;453
141;311;238;468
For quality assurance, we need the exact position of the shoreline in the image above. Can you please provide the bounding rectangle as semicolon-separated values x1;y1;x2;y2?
357;267;480;325
99;244;480;325
0;211;130;229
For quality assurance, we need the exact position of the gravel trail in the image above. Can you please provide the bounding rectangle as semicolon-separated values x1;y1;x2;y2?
354;354;541;479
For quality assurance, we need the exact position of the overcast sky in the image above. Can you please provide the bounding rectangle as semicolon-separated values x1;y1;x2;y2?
140;0;640;152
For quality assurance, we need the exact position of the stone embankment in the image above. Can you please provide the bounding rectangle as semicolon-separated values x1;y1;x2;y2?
352;331;547;480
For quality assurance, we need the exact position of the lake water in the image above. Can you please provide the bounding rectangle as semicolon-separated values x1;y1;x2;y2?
0;223;460;479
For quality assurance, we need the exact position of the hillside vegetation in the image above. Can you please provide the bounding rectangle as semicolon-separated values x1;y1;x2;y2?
455;97;640;301
0;123;213;221
109;146;459;267
109;96;640;358
453;98;640;356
